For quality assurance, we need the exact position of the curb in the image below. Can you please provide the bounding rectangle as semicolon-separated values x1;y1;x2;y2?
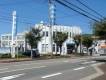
80;63;104;80
0;58;32;63
0;56;91;63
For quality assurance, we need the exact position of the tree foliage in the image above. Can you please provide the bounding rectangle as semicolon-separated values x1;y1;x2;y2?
25;28;42;49
53;32;68;54
93;18;106;39
82;36;93;48
74;35;81;47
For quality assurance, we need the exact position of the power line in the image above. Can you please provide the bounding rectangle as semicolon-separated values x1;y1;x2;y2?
0;0;48;21
0;11;38;25
55;0;99;22
0;11;39;22
76;0;104;18
57;9;78;18
0;16;35;25
62;0;101;20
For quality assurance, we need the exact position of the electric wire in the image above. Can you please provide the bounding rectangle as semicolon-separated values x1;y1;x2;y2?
62;0;101;20
76;0;104;18
55;0;99;22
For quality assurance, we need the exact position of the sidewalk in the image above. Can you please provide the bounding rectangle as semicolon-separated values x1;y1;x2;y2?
0;58;32;63
93;63;106;80
0;55;91;63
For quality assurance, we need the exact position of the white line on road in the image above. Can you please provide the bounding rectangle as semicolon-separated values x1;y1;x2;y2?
63;60;69;62
3;61;61;68
0;66;46;74
82;61;96;64
74;67;86;71
0;59;86;68
0;73;24;80
0;68;8;71
41;72;62;78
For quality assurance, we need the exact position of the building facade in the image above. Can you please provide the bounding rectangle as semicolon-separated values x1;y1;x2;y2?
0;23;82;55
0;32;26;52
35;23;82;55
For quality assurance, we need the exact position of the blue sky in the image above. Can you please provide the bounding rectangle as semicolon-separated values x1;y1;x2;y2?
0;0;106;35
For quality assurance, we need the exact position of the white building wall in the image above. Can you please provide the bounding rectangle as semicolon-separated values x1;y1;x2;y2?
0;23;82;55
0;33;26;52
35;23;82;55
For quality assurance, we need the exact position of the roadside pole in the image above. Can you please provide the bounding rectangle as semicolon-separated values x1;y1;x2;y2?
11;11;17;58
80;34;82;55
48;0;56;55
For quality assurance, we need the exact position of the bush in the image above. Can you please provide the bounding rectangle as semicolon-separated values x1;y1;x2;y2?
22;50;40;58
0;54;11;58
15;53;28;58
0;53;29;59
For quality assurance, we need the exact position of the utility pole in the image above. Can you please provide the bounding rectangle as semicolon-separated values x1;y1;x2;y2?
48;0;56;54
11;11;17;58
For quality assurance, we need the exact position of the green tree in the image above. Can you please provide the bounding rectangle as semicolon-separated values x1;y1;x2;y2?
53;32;68;55
93;18;106;39
74;35;81;47
25;28;42;58
82;36;93;51
74;35;81;53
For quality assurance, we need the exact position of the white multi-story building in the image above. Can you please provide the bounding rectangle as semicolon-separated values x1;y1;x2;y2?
0;22;82;55
0;32;26;52
36;23;82;55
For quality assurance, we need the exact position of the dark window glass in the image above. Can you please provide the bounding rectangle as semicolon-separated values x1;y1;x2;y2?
70;32;71;37
46;31;48;37
53;44;55;52
43;32;45;36
57;46;59;52
67;32;68;36
53;31;55;38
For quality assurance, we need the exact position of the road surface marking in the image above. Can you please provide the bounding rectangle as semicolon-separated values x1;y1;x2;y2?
82;61;96;64
41;72;62;78
74;67;86;70
0;73;24;80
63;60;69;62
4;61;62;68
0;68;8;71
0;66;46;74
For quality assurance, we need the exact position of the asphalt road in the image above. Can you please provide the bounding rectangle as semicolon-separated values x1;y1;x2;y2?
0;58;101;80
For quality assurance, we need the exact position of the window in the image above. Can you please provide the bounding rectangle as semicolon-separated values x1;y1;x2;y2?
53;31;56;38
57;46;59;52
46;31;48;37
17;35;24;40
2;41;8;47
17;41;24;46
42;32;45;36
9;36;12;40
70;32;71;37
42;44;45;52
53;44;55;52
67;32;68;36
2;36;8;40
42;31;48;37
42;44;48;52
46;44;48;51
9;41;11;46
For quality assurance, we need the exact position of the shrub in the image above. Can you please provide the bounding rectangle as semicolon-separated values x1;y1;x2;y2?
16;53;29;58
0;54;11;58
